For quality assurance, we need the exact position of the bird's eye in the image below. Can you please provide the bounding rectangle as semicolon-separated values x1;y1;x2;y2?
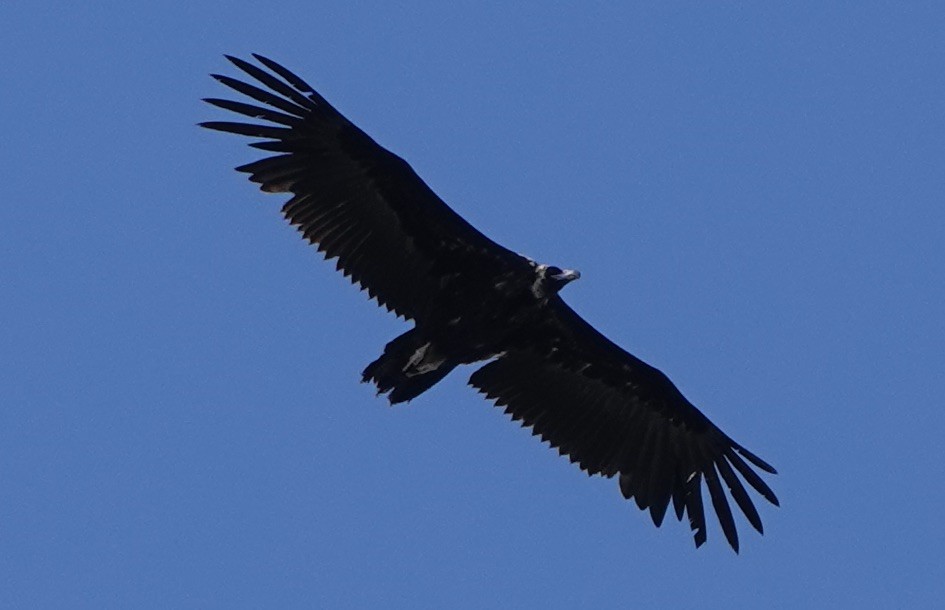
546;266;562;277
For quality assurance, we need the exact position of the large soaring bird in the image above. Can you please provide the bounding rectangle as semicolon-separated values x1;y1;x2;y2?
202;54;778;552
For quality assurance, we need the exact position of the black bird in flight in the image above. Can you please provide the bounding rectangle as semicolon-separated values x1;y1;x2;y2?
202;54;778;552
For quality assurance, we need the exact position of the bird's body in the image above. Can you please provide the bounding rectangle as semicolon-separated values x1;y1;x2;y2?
202;54;778;552
364;261;579;403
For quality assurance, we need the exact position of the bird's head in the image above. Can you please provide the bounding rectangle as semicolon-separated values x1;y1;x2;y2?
533;264;581;298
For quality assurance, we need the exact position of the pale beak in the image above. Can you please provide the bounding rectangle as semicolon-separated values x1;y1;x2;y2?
551;269;581;283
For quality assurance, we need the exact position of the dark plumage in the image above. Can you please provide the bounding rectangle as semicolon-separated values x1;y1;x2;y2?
201;54;778;552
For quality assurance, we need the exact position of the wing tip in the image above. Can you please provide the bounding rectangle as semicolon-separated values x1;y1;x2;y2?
251;52;280;69
223;53;249;69
734;443;778;475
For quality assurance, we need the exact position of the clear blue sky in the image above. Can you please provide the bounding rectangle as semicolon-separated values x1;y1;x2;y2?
3;3;943;608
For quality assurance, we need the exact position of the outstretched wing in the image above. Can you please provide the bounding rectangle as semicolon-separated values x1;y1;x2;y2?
469;295;778;552
201;54;525;322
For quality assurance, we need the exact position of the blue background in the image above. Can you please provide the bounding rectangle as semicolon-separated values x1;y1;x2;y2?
3;3;943;608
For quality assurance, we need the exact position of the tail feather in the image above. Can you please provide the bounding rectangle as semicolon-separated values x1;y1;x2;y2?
362;331;456;404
